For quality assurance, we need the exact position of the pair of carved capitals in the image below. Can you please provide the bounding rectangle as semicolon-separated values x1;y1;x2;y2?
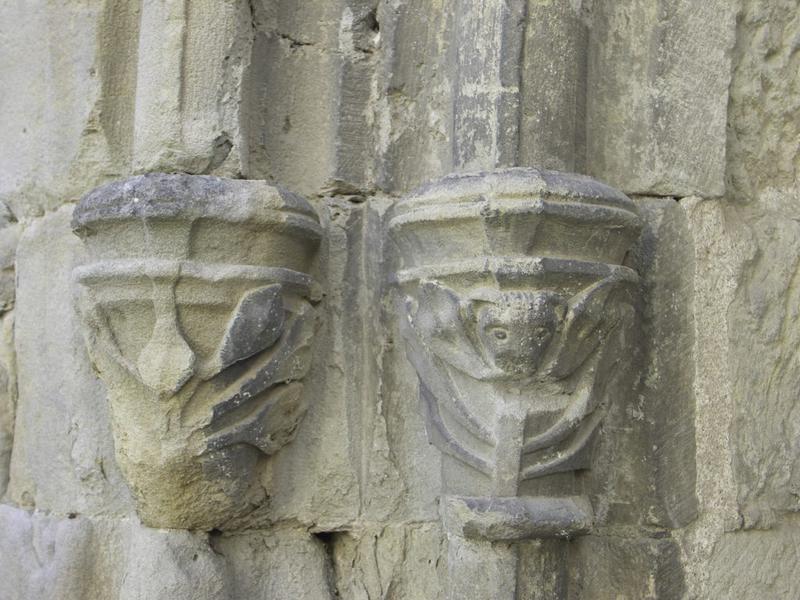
72;174;322;530
388;168;642;540
71;168;641;537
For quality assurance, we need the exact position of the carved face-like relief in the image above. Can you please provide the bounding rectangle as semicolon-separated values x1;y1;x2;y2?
474;292;566;377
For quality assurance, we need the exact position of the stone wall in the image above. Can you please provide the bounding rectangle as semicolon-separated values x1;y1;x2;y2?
0;0;798;598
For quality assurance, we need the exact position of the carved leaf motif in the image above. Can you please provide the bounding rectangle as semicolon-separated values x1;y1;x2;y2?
205;382;307;455
400;284;496;474
136;312;196;396
136;287;196;396
548;274;633;380
217;284;285;373
202;300;316;456
413;280;497;378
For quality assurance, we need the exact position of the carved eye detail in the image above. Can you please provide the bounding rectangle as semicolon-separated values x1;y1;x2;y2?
491;327;509;341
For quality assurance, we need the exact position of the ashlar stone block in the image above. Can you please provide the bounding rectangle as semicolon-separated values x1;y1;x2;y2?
586;0;737;197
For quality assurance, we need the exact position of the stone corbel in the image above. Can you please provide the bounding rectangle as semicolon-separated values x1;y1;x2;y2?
388;168;642;597
71;174;323;530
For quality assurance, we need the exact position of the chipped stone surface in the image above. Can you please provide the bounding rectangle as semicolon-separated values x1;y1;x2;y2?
7;206;132;516
0;504;339;600
0;0;112;217
726;0;800;202
331;524;446;600
726;196;800;524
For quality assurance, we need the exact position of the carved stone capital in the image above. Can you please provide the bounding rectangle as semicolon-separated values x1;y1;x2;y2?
72;174;323;530
389;168;642;539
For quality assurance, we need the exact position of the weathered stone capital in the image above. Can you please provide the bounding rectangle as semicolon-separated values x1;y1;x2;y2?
71;173;324;530
389;167;642;502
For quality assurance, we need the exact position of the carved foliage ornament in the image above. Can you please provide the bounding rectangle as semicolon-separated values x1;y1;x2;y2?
72;174;322;530
389;168;642;538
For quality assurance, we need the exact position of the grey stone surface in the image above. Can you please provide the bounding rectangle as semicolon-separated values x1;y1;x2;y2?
0;504;338;600
214;528;334;599
374;0;456;193
596;197;698;529
0;0;112;218
705;519;800;599
586;0;737;197
1;0;799;596
330;524;446;600
568;534;686;599
725;196;800;525
519;1;588;172
726;0;800;202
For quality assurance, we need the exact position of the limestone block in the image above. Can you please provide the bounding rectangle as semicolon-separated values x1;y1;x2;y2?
726;0;800;201
704;521;800;599
0;315;16;499
119;525;229;600
568;534;686;599
0;0;114;217
451;0;526;171
634;199;697;528
724;192;800;525
244;0;382;196
0;505;235;600
72;174;324;530
214;528;334;599
7;205;132;516
0;505;98;600
676;197;745;595
591;197;698;528
0;207;17;497
375;0;456;192
330;524;446;600
586;0;737;197
519;1;588;172
133;0;252;175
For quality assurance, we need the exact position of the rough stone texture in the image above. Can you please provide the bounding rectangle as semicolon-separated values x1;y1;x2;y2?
7;206;132;516
330;524;446;600
132;0;252;175
568;535;686;599
519;1;587;173
586;0;737;197
0;504;336;600
726;0;800;202
0;206;17;499
0;0;114;218
726;197;800;525
1;0;800;597
705;519;800;599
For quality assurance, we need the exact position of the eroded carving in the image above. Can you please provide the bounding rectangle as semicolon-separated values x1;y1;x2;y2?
71;174;322;530
389;168;642;543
